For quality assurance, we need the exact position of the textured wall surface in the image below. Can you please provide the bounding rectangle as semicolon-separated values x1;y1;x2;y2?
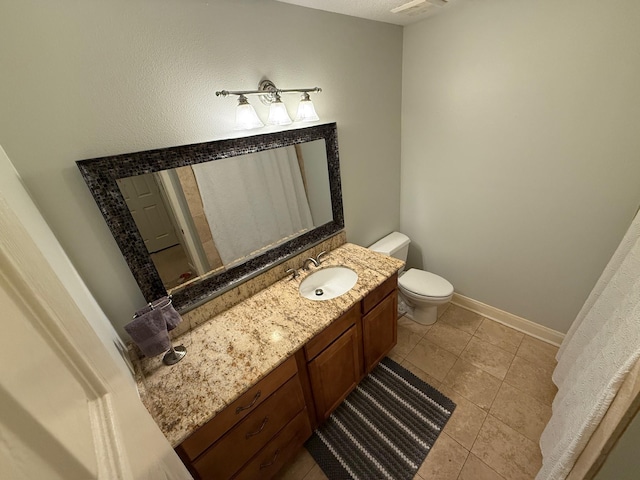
0;0;402;338
401;0;640;333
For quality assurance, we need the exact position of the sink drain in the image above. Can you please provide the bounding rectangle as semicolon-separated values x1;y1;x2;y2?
315;288;324;296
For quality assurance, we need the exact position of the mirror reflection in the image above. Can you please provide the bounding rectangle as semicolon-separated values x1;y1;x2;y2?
77;122;343;311
116;140;331;291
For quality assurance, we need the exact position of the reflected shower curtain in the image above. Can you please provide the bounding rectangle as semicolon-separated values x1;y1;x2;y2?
537;208;640;479
192;146;313;267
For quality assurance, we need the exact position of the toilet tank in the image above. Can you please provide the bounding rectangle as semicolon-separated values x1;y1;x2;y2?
368;232;411;264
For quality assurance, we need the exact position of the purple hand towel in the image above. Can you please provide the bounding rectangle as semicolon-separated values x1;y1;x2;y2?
133;296;182;331
125;309;172;357
126;296;183;357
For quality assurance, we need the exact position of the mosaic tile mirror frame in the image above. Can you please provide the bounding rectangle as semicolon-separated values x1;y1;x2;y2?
77;122;344;312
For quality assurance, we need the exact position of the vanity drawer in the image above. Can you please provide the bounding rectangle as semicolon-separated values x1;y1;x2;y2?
180;355;297;461
362;272;397;315
304;304;360;361
233;409;312;480
192;374;305;480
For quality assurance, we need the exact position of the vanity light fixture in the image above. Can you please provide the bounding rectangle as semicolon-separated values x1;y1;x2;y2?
216;79;321;129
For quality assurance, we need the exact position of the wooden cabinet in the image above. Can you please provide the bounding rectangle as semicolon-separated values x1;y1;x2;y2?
304;305;362;423
176;356;311;480
304;274;398;422
233;410;312;480
307;325;362;422
192;376;305;479
175;273;398;479
362;272;398;373
362;291;397;373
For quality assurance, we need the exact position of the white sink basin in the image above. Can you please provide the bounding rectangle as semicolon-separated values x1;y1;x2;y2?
299;266;358;301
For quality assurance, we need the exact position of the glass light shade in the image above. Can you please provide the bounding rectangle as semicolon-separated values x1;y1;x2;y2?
267;99;292;126
295;97;319;122
235;99;264;130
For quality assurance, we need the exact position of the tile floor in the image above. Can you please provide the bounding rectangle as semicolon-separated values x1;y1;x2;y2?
276;304;559;480
150;244;193;288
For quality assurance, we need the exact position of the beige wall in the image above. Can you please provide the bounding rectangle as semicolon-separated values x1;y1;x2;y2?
401;0;640;333
0;0;402;338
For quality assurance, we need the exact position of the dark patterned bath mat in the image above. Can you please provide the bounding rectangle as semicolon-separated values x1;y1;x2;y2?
305;357;456;480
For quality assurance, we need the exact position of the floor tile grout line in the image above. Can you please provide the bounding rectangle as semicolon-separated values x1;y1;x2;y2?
400;356;446;389
470;331;523;357
491;354;557;444
449;432;471;478
458;337;516;381
493;349;520;407
475;412;542;479
447;354;509;386
472;318;526;355
501;374;556;410
424;324;473;357
501;377;552;407
440;308;526;359
485;411;543;447
467;410;490;459
514;347;559;370
455;451;507;480
441;381;490;424
297;459;317;480
503;354;558;407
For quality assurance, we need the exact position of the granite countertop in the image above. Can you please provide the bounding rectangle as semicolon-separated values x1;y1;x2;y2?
133;243;404;447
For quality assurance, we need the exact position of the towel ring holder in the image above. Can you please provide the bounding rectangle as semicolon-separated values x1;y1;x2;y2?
132;295;173;319
131;295;187;365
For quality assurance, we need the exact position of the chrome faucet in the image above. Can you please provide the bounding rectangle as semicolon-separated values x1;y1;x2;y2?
303;257;319;270
286;268;299;280
316;251;328;265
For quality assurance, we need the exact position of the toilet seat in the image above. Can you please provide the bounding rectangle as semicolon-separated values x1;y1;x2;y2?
399;268;454;299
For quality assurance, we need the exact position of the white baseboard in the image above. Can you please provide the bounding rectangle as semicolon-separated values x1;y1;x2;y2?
451;293;565;347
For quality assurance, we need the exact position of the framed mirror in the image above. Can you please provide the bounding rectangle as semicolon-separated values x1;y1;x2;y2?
77;123;343;312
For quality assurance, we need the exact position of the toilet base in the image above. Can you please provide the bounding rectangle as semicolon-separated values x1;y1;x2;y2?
412;304;438;326
399;292;439;326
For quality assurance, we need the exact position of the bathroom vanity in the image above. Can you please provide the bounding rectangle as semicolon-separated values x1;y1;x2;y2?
132;243;403;479
77;121;403;478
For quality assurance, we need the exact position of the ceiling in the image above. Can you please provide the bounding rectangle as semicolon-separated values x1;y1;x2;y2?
274;0;455;26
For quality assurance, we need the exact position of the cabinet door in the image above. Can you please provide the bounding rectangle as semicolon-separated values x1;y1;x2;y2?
362;291;398;373
307;325;362;422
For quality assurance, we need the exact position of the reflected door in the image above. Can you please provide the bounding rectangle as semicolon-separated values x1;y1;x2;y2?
118;175;178;253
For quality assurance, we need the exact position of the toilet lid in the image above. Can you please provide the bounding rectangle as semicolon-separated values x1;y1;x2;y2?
399;269;454;298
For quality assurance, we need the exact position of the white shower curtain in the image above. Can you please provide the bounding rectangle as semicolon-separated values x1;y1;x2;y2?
537;208;640;480
192;146;313;267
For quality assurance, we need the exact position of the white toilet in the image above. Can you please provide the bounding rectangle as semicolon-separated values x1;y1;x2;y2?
369;232;454;326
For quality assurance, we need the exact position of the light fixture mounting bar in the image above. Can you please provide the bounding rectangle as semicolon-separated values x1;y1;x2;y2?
215;87;321;97
216;78;321;102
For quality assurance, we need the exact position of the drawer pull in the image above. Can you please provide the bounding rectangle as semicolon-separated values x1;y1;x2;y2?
245;416;269;439
236;390;261;414
260;449;280;469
